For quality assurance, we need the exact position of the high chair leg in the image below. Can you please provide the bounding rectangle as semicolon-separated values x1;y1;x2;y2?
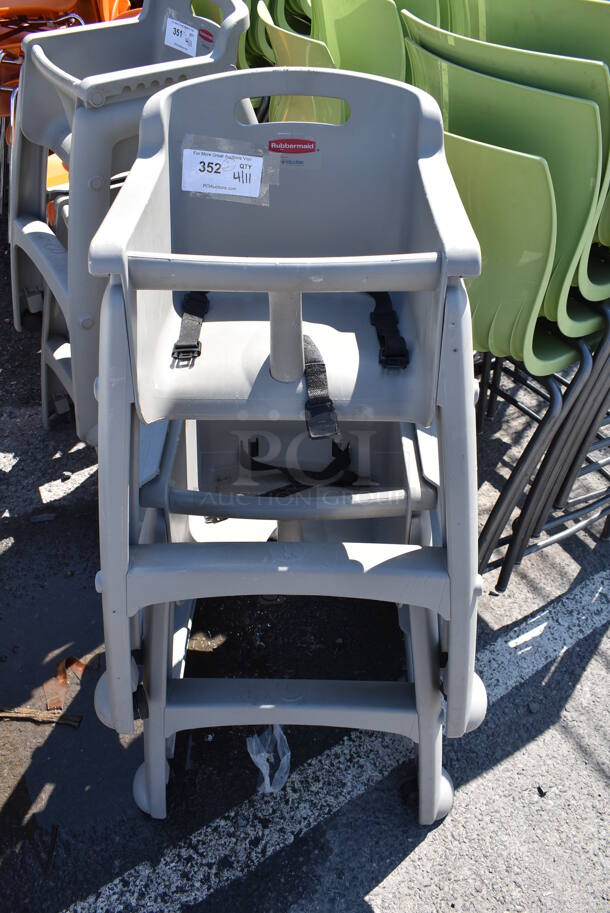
133;603;171;819
397;604;414;683
97;279;136;734
409;603;453;825
9;117;47;331
40;285;51;430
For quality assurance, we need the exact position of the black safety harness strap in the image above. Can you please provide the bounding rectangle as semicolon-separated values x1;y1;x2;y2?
369;291;409;369
171;290;209;362
303;334;339;439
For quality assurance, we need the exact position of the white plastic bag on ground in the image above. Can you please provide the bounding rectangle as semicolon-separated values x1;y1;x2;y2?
246;724;291;794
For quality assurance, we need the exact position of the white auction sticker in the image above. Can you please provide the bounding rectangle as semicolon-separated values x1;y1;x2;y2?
182;148;264;199
165;17;198;56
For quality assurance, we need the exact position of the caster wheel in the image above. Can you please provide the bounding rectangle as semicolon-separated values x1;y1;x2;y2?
435;768;454;821
132;761;170;817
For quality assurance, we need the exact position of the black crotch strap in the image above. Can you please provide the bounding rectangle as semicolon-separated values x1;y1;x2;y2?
369;292;409;369
303;334;340;440
239;335;355;496
239;438;354;498
172;290;210;363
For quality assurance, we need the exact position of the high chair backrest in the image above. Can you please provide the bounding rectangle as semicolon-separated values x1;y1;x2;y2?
19;0;249;172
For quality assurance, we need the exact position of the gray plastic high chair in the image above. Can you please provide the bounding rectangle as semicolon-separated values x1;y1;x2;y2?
89;66;486;825
9;0;249;445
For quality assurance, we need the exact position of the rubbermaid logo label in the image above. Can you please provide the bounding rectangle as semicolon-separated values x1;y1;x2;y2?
268;139;317;154
199;27;214;42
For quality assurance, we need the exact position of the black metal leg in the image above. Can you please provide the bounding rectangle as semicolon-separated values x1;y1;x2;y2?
554;307;610;509
552;360;610;513
496;340;594;592
477;352;492;433
478;374;563;574
529;341;609;537
487;357;504;420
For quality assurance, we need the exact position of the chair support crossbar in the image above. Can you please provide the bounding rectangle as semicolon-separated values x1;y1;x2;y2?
523;496;610;555
542;493;610;533
152;485;411;521
164;677;420;741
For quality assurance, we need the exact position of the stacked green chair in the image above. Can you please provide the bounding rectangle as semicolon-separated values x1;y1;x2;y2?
246;0;275;64
443;134;558;369
404;37;599;580
403;3;610;586
401;7;610;309
259;0;405;81
272;0;309;33
286;0;310;19
445;0;610;251
260;0;406;118
406;40;602;348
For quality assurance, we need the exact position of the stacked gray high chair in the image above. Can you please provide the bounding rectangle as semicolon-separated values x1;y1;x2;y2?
9;0;249;446
89;66;487;825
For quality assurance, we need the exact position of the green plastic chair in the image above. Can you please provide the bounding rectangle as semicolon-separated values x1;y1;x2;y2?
397;0;440;28
397;0;440;79
445;133;557;373
448;0;610;63
285;0;311;24
406;39;604;344
310;0;406;80
402;8;610;305
447;0;610;249
257;1;345;122
270;0;307;33
443;133;570;373
192;0;223;21
245;0;276;63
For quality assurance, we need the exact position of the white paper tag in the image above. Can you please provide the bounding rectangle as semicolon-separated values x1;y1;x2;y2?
182;148;264;199
165;17;198;56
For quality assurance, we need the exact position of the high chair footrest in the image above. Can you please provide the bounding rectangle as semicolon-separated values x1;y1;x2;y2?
44;335;73;398
126;542;450;617
13;217;68;315
165;677;419;741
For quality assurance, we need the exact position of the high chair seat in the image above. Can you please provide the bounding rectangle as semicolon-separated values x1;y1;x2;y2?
132;290;433;425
